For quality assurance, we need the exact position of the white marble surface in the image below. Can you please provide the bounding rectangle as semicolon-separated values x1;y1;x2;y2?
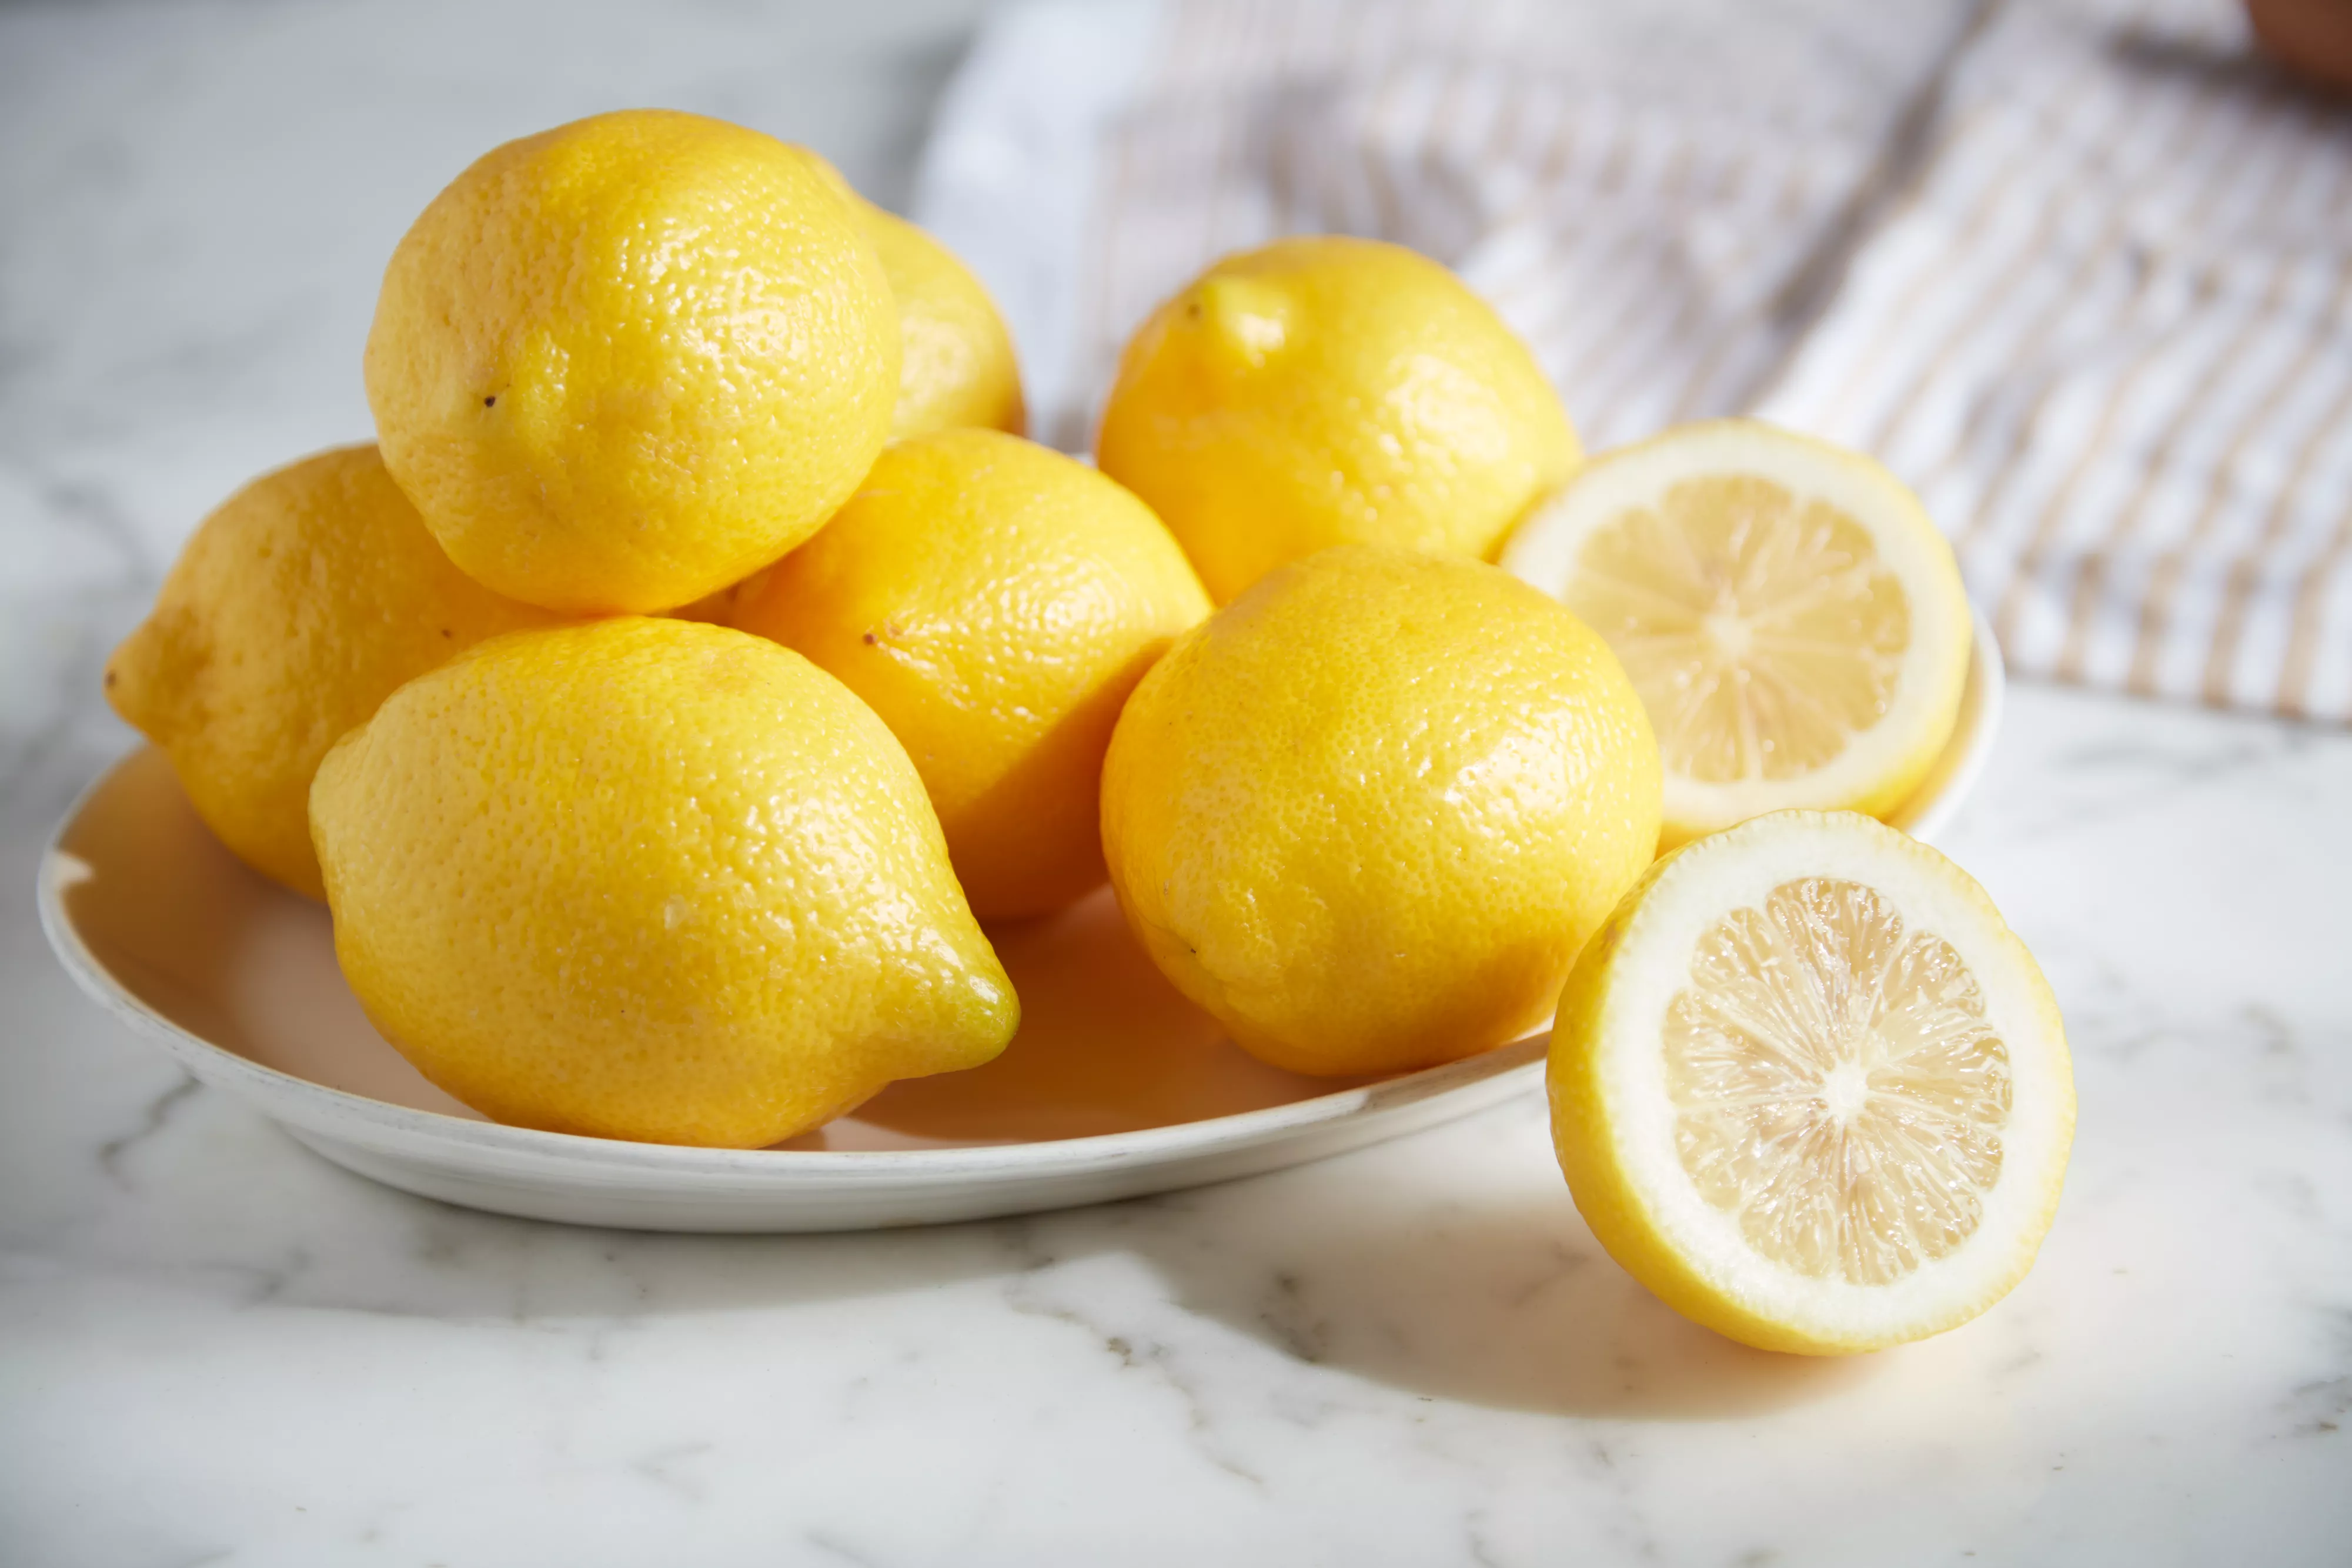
4;3;2351;1564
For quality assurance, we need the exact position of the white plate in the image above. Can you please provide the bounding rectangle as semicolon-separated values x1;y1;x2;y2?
38;614;2000;1233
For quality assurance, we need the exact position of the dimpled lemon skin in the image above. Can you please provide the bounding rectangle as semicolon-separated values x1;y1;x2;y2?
803;153;1023;439
309;618;1018;1149
871;207;1026;439
736;429;1208;921
104;444;561;900
364;110;901;616
1101;546;1661;1078
1095;236;1581;604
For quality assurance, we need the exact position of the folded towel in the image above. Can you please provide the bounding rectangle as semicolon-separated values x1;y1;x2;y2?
917;0;2352;721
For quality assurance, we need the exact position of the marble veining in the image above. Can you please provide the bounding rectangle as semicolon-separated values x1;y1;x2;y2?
2;2;2349;1564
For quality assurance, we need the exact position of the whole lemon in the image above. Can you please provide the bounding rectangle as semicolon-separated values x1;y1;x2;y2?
805;158;1024;439
104;444;560;899
309;618;1018;1148
364;110;900;615
1101;546;1660;1077
736;429;1208;921
871;205;1026;439
1095;236;1579;603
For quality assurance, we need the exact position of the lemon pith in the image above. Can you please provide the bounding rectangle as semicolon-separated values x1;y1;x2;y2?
1549;811;2073;1355
1504;420;1971;845
309;618;1018;1149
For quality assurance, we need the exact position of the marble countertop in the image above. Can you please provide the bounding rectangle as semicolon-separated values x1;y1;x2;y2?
4;3;2350;1564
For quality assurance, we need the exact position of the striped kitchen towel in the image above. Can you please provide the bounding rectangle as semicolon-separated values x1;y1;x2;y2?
916;0;2352;720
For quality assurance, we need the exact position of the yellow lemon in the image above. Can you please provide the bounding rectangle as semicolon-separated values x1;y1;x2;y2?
1101;545;1659;1077
364;110;900;615
1549;810;2073;1354
104;444;560;899
309;618;1018;1148
662;573;768;628
1095;236;1579;603
804;158;1024;439
736;429;1208;921
870;205;1026;440
1504;420;1972;846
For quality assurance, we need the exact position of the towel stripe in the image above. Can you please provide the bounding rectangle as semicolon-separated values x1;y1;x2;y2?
1071;0;2350;720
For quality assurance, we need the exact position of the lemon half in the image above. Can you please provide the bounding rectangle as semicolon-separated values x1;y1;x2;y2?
1549;810;2073;1355
1504;420;1970;846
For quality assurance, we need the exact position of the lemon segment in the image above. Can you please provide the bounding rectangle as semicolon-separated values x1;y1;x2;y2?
1503;420;1970;845
1549;810;2073;1354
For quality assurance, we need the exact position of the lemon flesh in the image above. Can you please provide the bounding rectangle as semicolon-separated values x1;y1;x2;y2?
1504;420;1970;845
1550;810;2073;1354
1102;545;1659;1078
1097;236;1580;604
310;618;1017;1149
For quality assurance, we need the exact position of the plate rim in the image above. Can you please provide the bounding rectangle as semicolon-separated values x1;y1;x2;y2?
35;778;1547;1179
1890;606;2004;844
37;611;1997;1183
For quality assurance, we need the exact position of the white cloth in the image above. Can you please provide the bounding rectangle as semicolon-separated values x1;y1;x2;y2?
915;0;2352;721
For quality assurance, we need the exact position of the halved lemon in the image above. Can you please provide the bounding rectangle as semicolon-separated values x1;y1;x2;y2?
1503;420;1972;847
1549;810;2072;1355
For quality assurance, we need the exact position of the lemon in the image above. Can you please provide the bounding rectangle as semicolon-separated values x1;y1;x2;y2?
104;444;560;899
309;618;1018;1149
662;569;771;629
364;109;900;615
1550;810;2073;1355
1095;236;1580;604
1503;419;1972;847
735;428;1208;921
1101;545;1659;1077
804;159;1023;439
870;204;1027;439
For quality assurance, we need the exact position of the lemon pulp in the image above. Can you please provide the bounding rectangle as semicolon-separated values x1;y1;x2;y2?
1666;875;2010;1287
1569;478;1911;787
1504;420;1972;845
1548;808;2071;1353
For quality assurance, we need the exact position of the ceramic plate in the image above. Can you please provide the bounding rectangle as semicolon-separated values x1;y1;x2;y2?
38;613;2001;1233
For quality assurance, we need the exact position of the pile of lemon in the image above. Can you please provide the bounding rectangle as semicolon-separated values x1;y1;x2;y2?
108;110;2071;1355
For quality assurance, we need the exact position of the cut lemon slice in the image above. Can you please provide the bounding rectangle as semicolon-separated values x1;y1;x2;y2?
1504;420;1972;846
1549;810;2073;1354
